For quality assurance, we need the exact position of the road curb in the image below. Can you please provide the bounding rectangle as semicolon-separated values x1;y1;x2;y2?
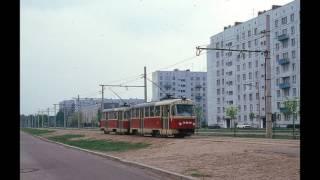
32;134;196;180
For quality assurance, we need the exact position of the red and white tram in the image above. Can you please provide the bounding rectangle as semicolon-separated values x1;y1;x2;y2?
100;98;196;138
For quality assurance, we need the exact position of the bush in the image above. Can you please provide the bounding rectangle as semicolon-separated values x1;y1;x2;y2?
286;124;300;129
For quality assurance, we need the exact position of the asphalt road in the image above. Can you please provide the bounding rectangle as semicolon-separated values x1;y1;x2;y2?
20;132;170;180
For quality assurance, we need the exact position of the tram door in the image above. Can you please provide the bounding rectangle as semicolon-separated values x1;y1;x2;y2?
162;105;169;129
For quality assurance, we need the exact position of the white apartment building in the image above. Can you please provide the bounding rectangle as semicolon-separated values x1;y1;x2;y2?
207;0;300;128
152;69;207;124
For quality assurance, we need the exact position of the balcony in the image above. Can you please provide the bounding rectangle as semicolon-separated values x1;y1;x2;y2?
195;84;202;89
164;84;172;89
280;107;289;113
277;58;290;65
279;82;290;89
277;34;289;41
195;95;202;100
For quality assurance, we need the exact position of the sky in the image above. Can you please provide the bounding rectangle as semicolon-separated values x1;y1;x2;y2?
21;0;292;115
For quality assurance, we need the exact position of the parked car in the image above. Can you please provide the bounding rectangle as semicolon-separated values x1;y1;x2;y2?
208;124;221;129
237;124;252;128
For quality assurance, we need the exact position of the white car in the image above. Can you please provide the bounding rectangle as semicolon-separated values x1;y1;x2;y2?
237;124;252;128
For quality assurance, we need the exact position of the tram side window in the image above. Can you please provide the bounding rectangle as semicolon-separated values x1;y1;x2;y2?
155;106;160;116
135;108;139;118
124;111;127;119
114;112;118;119
140;108;144;118
126;111;130;119
145;107;150;117
105;112;108;120
150;106;155;117
171;105;176;116
118;111;123;120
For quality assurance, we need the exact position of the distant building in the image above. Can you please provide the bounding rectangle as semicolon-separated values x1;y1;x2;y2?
152;69;207;123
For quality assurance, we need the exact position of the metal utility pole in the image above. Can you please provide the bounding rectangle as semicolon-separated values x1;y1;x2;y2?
63;102;66;128
53;104;58;128
41;111;44;128
144;66;147;102
78;95;80;129
265;15;272;138
99;85;105;121
47;108;50;128
196;27;273;138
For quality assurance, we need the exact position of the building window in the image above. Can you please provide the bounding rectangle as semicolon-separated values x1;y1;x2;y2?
292;63;296;71
242;32;245;39
275;20;278;27
275;31;278;38
237;84;240;92
243;74;246;81
216;52;220;58
292;50;296;59
237;75;240;82
217;107;220;113
282;40;288;48
249;94;253;101
293;88;297;96
216;61;219;67
217;70;220;76
254;28;257;35
243;63;246;70
217;89;220;95
249;62;252;69
160;76;163;80
291;26;295;34
237;65;240;71
276;43;279;50
255;61;258;68
292;75;296;84
277;102;280;109
255;39;258;46
276;67;280;74
256;93;259;100
281;16;287;25
222;88;224;95
255;71;258;79
291;38;295;46
244;105;247;111
238;95;240;101
256;104;259;111
243;94;247;101
237;34;240;41
276;78;279;85
248;41;251;48
249;72;252;80
248;30;251;37
217;79;220;86
290;13;294;22
283;52;289;59
242;43;245;49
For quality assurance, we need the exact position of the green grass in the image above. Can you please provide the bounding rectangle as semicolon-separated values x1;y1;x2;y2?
48;134;150;152
21;128;55;136
187;169;212;178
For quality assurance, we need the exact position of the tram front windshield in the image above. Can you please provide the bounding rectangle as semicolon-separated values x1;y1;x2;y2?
176;104;194;116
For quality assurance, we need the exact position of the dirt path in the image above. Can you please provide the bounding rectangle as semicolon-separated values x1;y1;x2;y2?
41;128;300;180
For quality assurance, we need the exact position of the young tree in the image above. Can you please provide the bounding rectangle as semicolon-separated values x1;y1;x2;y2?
194;105;203;129
226;106;238;136
283;97;299;138
249;112;255;126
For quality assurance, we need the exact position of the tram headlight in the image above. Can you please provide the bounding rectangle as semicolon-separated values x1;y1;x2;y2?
179;122;182;126
193;123;195;126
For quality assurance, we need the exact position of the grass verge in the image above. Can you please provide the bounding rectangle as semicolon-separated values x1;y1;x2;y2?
21;128;55;136
48;134;150;152
186;169;212;178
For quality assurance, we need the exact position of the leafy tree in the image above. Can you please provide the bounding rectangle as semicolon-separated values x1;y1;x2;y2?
249;112;255;126
56;111;64;127
194;105;203;128
226;106;238;136
282;97;299;138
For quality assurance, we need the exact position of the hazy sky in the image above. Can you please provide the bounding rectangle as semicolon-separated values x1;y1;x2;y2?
21;0;292;115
